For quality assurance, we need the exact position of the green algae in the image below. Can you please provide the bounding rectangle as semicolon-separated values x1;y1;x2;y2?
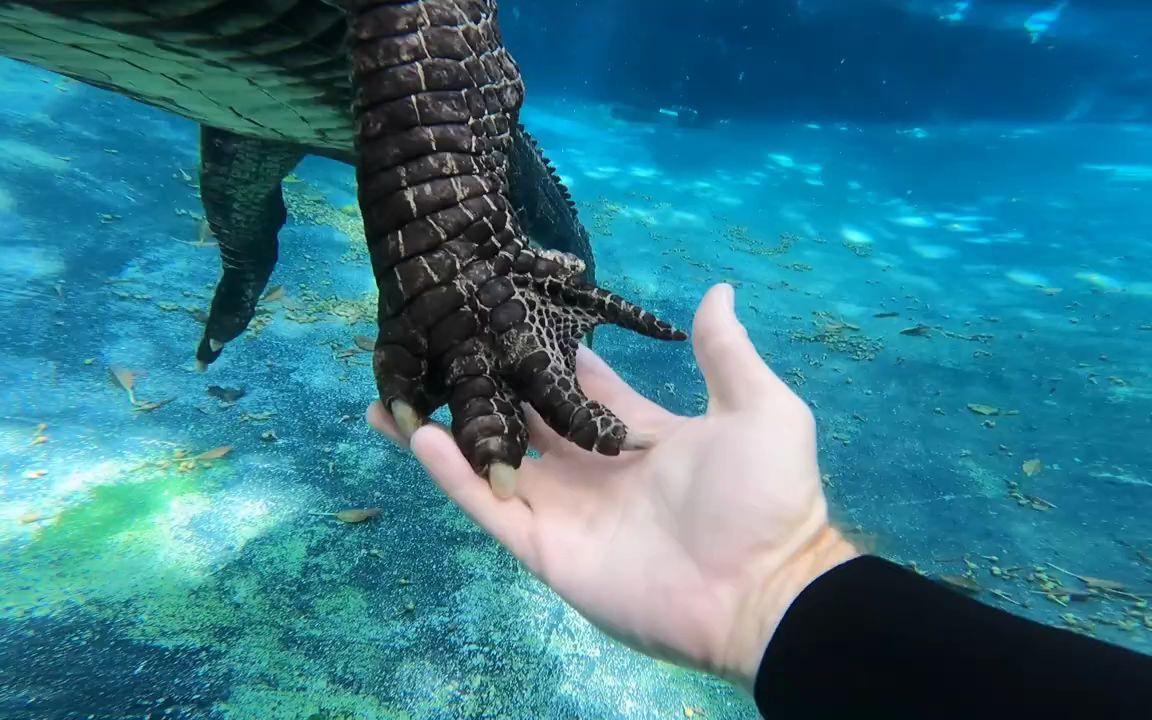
2;445;745;719
2;461;221;616
32;465;211;555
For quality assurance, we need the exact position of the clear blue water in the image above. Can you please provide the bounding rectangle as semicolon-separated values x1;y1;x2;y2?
1;2;1150;719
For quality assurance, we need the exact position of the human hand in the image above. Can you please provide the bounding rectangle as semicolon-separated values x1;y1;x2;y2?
367;283;859;689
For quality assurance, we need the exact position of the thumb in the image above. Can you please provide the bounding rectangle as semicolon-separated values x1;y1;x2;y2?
408;423;532;557
692;283;787;412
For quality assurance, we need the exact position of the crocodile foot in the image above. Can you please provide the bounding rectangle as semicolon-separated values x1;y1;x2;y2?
379;247;685;488
194;126;304;369
343;0;686;494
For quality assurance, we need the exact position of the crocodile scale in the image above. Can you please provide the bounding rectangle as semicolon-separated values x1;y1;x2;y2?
0;0;595;367
343;0;687;477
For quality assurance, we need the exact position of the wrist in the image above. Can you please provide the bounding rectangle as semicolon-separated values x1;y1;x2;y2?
718;524;860;692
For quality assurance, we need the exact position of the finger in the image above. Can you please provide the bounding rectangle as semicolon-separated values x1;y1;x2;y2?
409;423;534;559
575;345;675;431
366;399;450;446
692;283;789;412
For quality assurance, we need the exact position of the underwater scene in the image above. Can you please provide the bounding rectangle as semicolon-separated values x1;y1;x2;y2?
1;1;1150;719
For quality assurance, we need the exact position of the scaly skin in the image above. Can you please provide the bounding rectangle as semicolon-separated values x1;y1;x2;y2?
195;127;305;367
341;0;686;482
0;0;594;366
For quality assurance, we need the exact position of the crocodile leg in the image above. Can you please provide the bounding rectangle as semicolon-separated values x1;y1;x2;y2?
195;126;305;369
342;0;686;493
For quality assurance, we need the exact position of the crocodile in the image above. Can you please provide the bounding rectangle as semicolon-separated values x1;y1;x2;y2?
0;0;591;367
2;0;687;493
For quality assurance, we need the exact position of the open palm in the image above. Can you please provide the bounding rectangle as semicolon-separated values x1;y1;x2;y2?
367;284;856;686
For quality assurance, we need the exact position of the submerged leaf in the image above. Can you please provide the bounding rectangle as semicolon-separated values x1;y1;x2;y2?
196;446;233;461
207;385;246;403
261;285;285;303
1022;459;1043;477
873;311;900;318
133;398;175;412
334;508;382;523
109;366;136;392
353;335;376;352
900;324;932;336
1082;576;1127;592
966;403;1000;416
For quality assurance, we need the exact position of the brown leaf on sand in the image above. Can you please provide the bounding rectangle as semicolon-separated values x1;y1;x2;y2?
195;446;233;461
353;335;375;352
133;398;175;412
966;403;1000;416
312;507;384;524
1081;576;1127;592
1022;459;1043;477
900;324;932;337
109;366;136;392
109;366;139;405
261;285;285;303
335;508;382;523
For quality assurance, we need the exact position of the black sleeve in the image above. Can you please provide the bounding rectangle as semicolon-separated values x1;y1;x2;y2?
753;555;1152;718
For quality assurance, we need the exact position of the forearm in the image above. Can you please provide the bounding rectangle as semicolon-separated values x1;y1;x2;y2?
751;555;1152;717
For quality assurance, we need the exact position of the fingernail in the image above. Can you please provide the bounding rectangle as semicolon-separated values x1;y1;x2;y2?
720;282;735;311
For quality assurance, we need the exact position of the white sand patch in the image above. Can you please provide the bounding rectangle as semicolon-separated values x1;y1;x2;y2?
1006;270;1049;287
0;243;65;283
841;226;874;246
0;138;71;172
1074;271;1123;291
1017;309;1050;322
890;214;934;228
628;166;661;179
911;243;957;260
582;167;618;180
666;210;706;228
768;153;795;168
1082;164;1152;182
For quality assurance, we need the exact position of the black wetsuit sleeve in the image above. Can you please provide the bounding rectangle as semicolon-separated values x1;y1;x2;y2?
753;555;1152;718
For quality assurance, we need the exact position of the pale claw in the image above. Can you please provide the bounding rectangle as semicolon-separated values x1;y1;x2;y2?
390;399;423;440
489;462;518;500
622;431;657;451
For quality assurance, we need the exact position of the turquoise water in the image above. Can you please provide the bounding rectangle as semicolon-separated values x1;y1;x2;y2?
2;7;1152;719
